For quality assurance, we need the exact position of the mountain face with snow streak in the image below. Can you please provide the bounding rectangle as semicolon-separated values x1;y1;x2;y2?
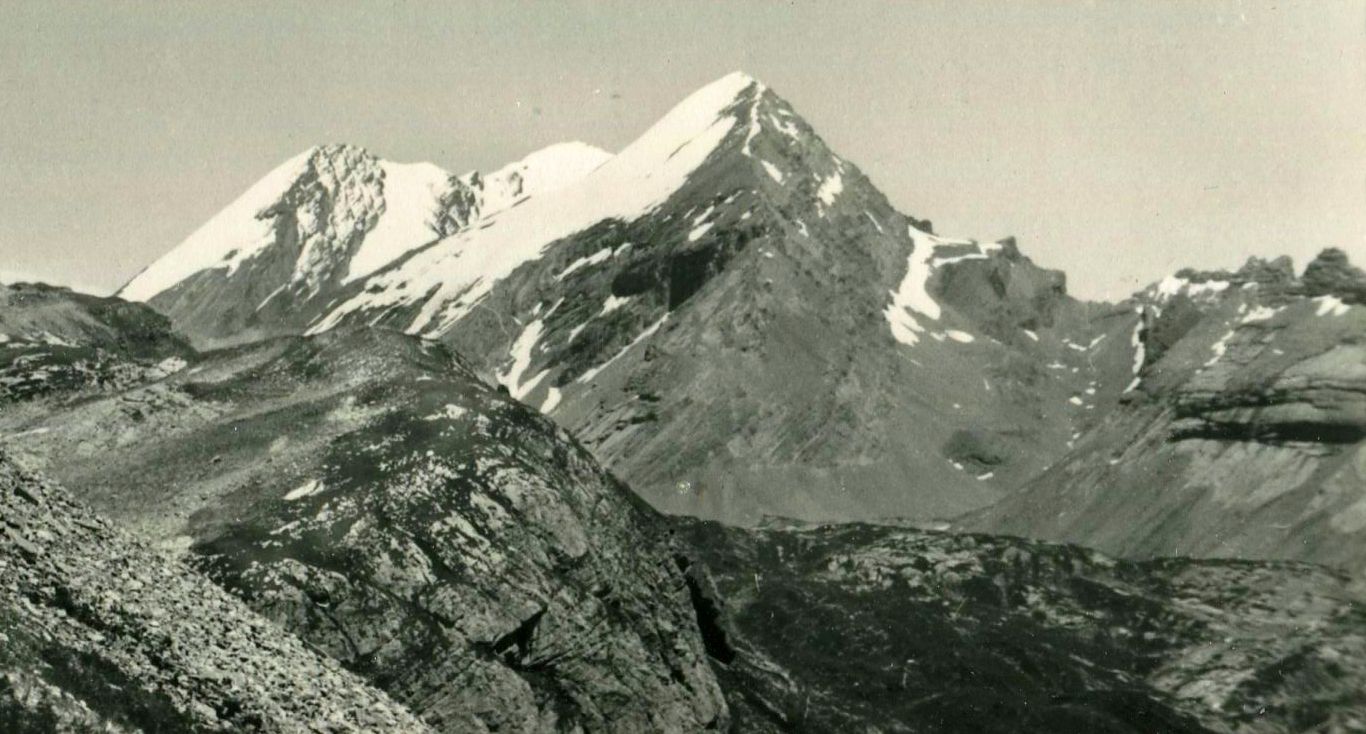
962;250;1366;572
156;72;1125;524
118;142;610;349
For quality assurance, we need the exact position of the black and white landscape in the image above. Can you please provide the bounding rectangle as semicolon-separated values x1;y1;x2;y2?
3;5;1365;732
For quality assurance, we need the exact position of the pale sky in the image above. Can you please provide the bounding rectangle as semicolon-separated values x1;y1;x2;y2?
1;1;1362;300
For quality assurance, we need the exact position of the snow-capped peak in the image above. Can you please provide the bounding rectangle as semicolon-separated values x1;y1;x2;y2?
310;72;766;337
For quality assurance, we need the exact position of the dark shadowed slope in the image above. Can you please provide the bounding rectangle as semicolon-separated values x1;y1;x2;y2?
677;520;1366;733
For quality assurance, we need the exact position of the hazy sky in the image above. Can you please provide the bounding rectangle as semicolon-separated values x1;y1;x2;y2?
1;1;1362;300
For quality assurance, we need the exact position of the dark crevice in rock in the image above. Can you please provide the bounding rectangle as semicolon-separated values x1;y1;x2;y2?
674;555;736;665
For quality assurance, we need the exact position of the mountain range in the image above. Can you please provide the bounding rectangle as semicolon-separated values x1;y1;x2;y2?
4;71;1364;731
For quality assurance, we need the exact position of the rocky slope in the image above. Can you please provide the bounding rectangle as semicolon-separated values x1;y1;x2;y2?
0;281;194;405
122;72;1141;525
677;520;1366;733
963;250;1366;572
2;327;727;732
0;451;430;732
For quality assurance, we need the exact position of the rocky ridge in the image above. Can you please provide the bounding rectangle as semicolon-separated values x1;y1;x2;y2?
964;249;1366;572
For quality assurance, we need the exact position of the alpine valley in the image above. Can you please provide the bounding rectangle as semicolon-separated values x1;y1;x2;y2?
4;72;1365;732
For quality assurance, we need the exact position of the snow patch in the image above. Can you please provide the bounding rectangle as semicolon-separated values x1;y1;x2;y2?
600;294;632;315
541;387;562;414
760;160;785;184
688;222;715;242
423;403;467;421
284;479;325;501
555;246;615;280
816;171;844;207
498;318;545;398
945;330;975;343
1315;295;1351;317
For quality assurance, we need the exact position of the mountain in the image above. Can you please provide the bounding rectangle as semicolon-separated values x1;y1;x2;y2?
0;451;430;732
118;141;611;350
0;281;194;405
122;72;1141;525
675;519;1366;733
2;326;728;732
962;250;1366;572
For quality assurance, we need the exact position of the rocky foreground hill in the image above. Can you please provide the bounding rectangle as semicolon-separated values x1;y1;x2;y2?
2;327;728;732
0;452;429;732
4;284;1365;729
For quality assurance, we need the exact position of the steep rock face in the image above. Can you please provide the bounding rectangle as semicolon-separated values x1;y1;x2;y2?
676;520;1366;733
119;142;610;350
0;452;430;732
2;328;727;732
138;72;1133;524
0;282;194;404
964;250;1366;572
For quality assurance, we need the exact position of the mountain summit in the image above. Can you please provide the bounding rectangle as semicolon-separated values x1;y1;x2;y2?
122;73;1136;524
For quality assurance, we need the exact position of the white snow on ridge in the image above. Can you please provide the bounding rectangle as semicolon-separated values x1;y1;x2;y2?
345;160;456;282
121;148;318;302
884;226;992;346
311;72;757;337
1154;276;1230;303
479;141;613;214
